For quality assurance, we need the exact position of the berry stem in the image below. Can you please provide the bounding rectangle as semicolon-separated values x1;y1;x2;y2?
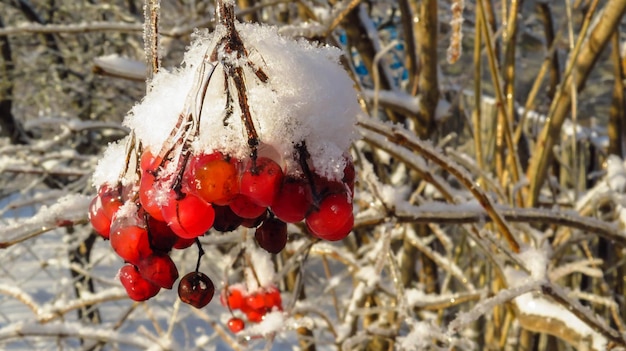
296;142;321;208
194;238;205;272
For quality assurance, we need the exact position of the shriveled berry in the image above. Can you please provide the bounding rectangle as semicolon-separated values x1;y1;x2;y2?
178;271;215;308
119;264;160;301
137;253;179;289
240;157;283;207
254;217;288;254
227;317;245;333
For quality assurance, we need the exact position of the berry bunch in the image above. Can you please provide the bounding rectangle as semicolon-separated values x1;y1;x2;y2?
89;0;359;309
221;285;282;333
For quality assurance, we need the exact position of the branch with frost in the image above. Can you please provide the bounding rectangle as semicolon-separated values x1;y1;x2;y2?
0;321;176;350
355;202;625;246
358;117;521;253
0;285;127;323
0;194;90;248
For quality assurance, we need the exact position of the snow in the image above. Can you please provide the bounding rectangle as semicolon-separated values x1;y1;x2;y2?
96;22;361;188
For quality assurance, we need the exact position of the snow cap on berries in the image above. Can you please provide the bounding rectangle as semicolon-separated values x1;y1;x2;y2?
121;22;360;184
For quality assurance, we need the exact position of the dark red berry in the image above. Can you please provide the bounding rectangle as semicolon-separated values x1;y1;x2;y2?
212;205;244;232
178;271;215;308
254;217;288;254
229;194;267;219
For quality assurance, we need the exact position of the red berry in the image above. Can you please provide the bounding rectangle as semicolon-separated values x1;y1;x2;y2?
225;288;245;310
227;317;245;333
173;236;196;249
110;224;153;265
119;264;160;301
189;153;239;205
139;171;166;222
305;193;353;241
271;176;312;223
246;309;265;323
254;217;288;254
178;271;215;308
264;286;282;310
240;157;284;207
162;193;215;239
88;196;113;239
245;293;266;311
88;184;124;239
229;194;267;219
137;253;179;289
212;205;244;232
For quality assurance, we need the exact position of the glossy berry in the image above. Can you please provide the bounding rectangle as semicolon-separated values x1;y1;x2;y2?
88;184;124;239
305;193;353;241
240;157;284;207
173;236;196;250
190;153;239;205
264;286;282;310
240;209;268;228
162;193;215;239
227;317;245;333
245;293;266;310
137;253;179;289
229;194;267;219
212;205;244;232
119;264;160;301
110;224;153;265
254;217;288;254
178;271;215;308
221;287;245;310
271;177;312;223
139;151;167;222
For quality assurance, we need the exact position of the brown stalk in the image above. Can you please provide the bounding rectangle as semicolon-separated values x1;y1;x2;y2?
414;0;438;139
472;3;485;187
608;30;626;157
476;0;523;192
525;0;625;207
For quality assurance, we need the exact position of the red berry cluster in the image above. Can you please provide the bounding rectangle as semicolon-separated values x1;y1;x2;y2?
221;285;282;333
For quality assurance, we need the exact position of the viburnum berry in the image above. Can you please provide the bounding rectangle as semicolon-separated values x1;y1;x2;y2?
240;157;284;207
229;194;267;219
227;317;245;333
245;293;266;311
178;271;215;308
254;217;288;254
110;214;153;265
88;184;124;239
173;236;196;250
162;193;215;239
271;176;312;223
137;253;179;289
119;264;160;301
147;216;180;252
139;151;167;222
212;205;244;232
221;287;245;310
264;286;282;310
305;192;353;241
189;152;239;205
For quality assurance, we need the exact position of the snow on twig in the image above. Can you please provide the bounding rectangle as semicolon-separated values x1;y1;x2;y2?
0;194;90;248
